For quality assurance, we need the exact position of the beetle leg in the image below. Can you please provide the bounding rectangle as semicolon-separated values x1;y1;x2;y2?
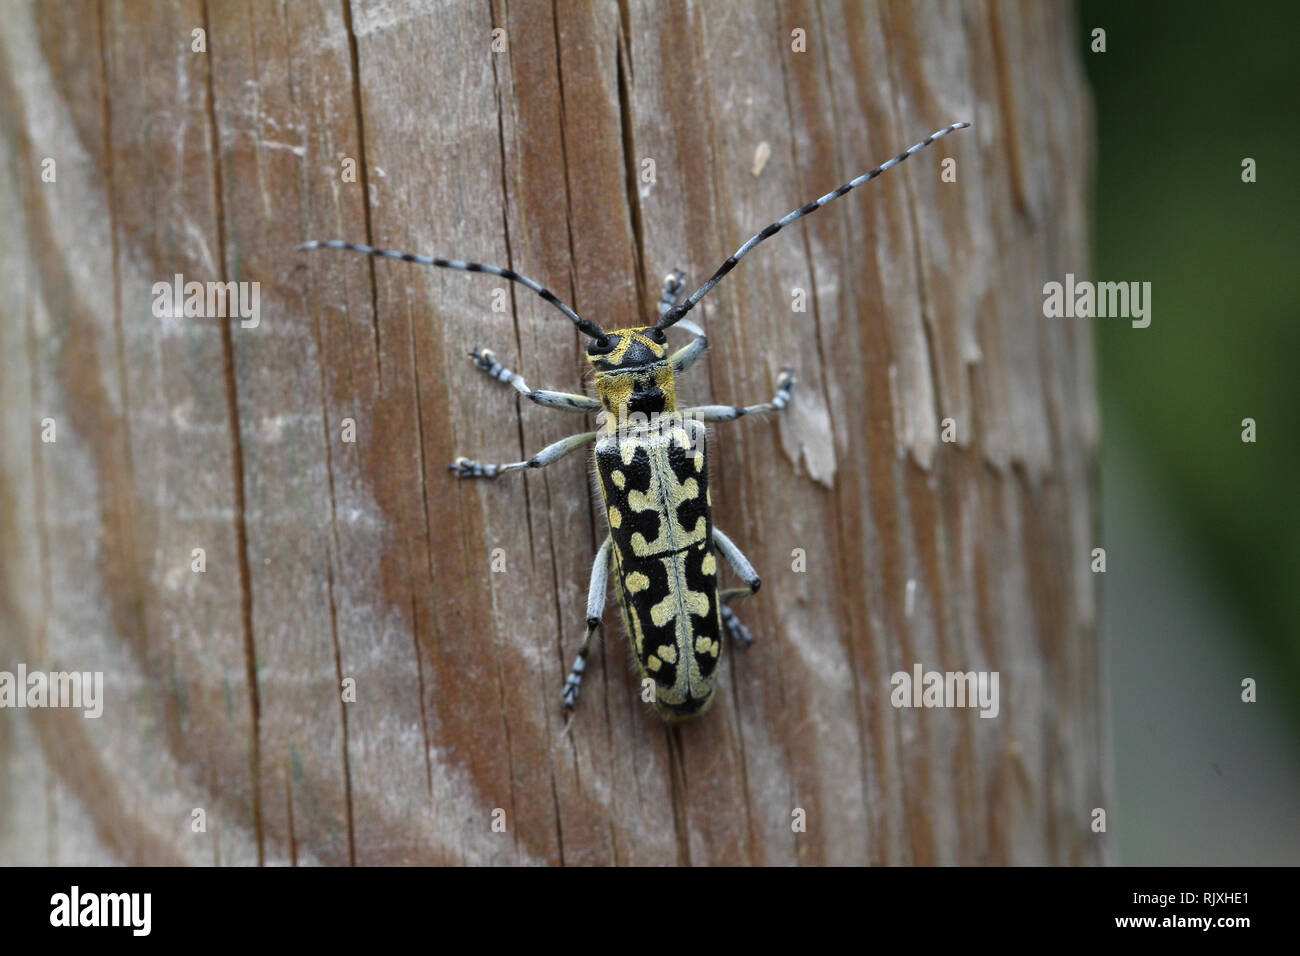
450;430;596;479
467;348;601;413
680;368;794;422
563;536;614;712
713;527;761;646
719;602;754;646
657;269;686;319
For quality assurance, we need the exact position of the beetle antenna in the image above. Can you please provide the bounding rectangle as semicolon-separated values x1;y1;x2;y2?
299;239;606;340
656;122;971;331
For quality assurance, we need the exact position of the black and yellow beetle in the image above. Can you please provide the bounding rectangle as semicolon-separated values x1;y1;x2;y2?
301;121;969;723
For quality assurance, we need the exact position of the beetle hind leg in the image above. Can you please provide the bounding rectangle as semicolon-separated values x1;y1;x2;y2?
718;594;755;647
563;536;614;713
713;527;762;647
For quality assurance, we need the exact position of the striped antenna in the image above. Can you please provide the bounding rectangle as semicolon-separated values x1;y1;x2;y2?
657;122;971;331
298;239;606;340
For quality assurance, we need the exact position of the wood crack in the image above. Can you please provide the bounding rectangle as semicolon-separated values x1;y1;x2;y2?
201;0;264;866
341;0;383;382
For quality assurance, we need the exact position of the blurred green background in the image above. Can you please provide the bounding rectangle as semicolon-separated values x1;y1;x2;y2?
1081;1;1299;863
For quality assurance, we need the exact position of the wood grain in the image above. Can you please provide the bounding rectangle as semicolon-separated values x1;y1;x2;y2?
0;0;1105;865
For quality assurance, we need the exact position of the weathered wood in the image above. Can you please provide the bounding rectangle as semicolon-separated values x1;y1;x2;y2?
0;0;1104;865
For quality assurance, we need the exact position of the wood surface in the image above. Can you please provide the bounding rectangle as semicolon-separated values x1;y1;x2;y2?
0;0;1105;865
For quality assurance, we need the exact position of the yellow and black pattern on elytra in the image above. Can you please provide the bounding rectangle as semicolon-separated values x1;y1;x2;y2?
596;417;723;722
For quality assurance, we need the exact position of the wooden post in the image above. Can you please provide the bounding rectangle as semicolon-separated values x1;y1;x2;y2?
0;1;1105;865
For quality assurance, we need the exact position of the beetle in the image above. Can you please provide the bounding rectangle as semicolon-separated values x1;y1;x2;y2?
301;121;970;722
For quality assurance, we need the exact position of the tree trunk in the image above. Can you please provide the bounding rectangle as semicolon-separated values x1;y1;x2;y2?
0;0;1105;865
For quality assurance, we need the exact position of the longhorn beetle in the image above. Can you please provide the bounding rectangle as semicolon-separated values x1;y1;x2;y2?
302;122;970;723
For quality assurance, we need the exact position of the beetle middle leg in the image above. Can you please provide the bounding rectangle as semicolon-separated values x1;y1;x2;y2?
680;368;795;421
450;430;596;478
563;536;614;712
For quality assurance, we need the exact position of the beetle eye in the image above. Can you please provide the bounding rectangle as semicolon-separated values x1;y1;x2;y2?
587;336;613;355
650;328;667;344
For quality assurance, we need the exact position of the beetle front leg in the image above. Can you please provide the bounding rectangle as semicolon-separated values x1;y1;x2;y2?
467;348;601;413
669;318;709;375
657;269;686;319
